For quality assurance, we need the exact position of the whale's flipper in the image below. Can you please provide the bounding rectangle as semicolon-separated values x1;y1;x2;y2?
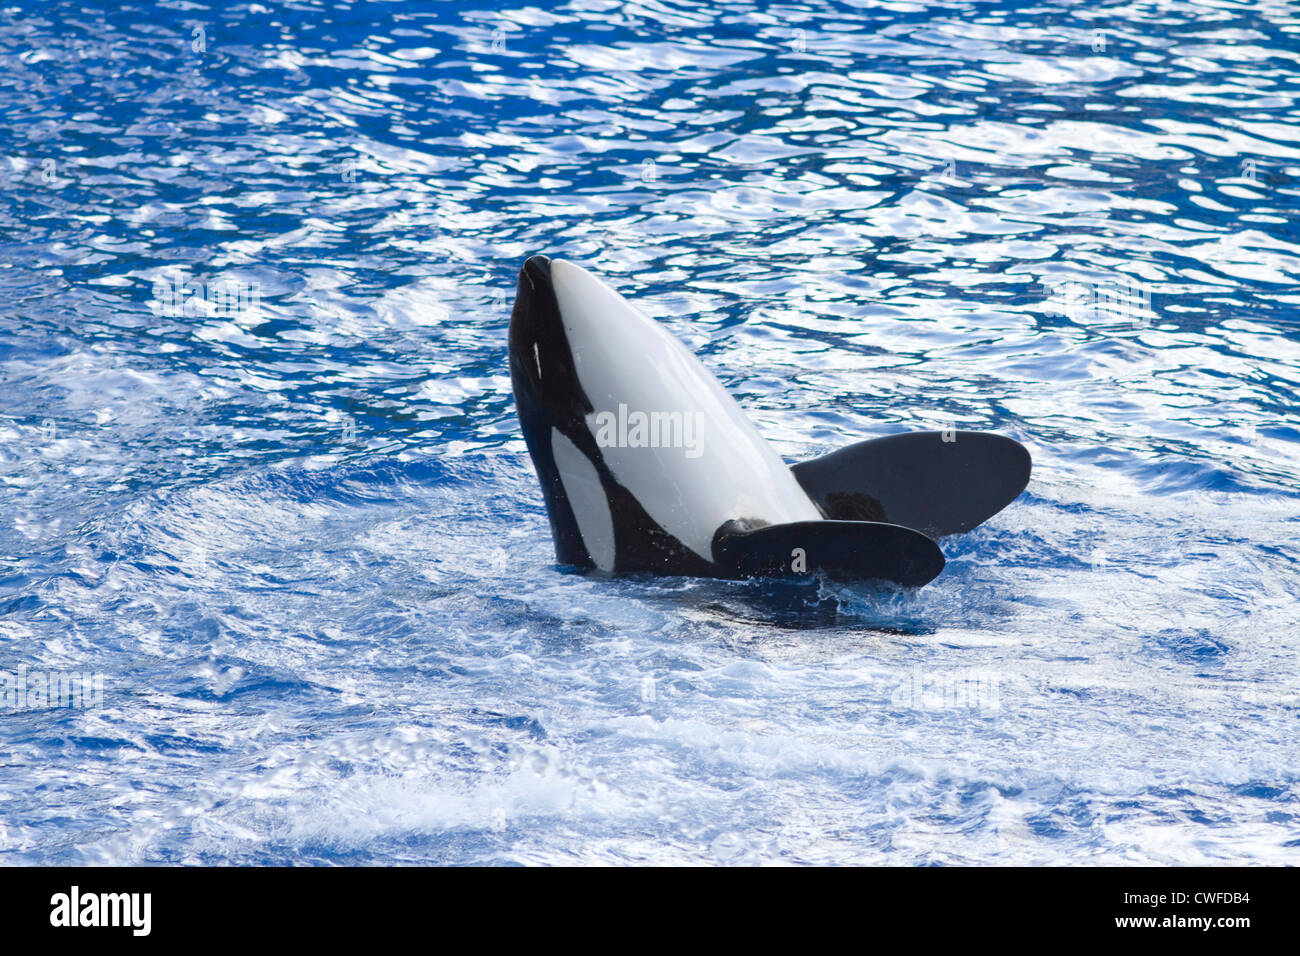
712;519;946;586
791;431;1031;539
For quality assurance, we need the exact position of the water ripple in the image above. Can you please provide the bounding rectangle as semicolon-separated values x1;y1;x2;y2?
1;0;1298;865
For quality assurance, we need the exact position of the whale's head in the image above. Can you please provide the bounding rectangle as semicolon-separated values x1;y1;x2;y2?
507;254;823;574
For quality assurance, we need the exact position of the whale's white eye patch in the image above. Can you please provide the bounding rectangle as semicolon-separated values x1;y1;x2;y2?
550;428;615;572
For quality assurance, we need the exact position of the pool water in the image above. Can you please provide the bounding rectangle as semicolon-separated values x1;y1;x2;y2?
1;0;1298;864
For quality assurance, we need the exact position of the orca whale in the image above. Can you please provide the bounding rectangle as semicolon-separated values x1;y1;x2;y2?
508;255;1030;586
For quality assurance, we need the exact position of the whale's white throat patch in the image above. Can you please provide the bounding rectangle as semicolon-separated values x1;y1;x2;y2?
549;259;820;562
550;428;616;571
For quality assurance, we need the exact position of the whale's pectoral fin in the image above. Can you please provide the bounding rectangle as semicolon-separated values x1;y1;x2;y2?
790;431;1031;539
712;519;946;587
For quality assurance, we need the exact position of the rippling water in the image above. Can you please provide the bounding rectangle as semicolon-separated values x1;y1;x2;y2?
1;0;1298;865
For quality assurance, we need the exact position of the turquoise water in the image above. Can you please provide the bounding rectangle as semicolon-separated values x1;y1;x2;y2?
1;0;1298;864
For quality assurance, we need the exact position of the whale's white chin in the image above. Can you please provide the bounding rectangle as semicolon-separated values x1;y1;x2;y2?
549;258;821;563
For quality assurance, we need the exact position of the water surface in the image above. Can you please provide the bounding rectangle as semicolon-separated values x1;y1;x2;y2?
1;0;1298;864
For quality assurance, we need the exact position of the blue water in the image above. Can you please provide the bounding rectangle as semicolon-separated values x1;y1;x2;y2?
1;0;1298;865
